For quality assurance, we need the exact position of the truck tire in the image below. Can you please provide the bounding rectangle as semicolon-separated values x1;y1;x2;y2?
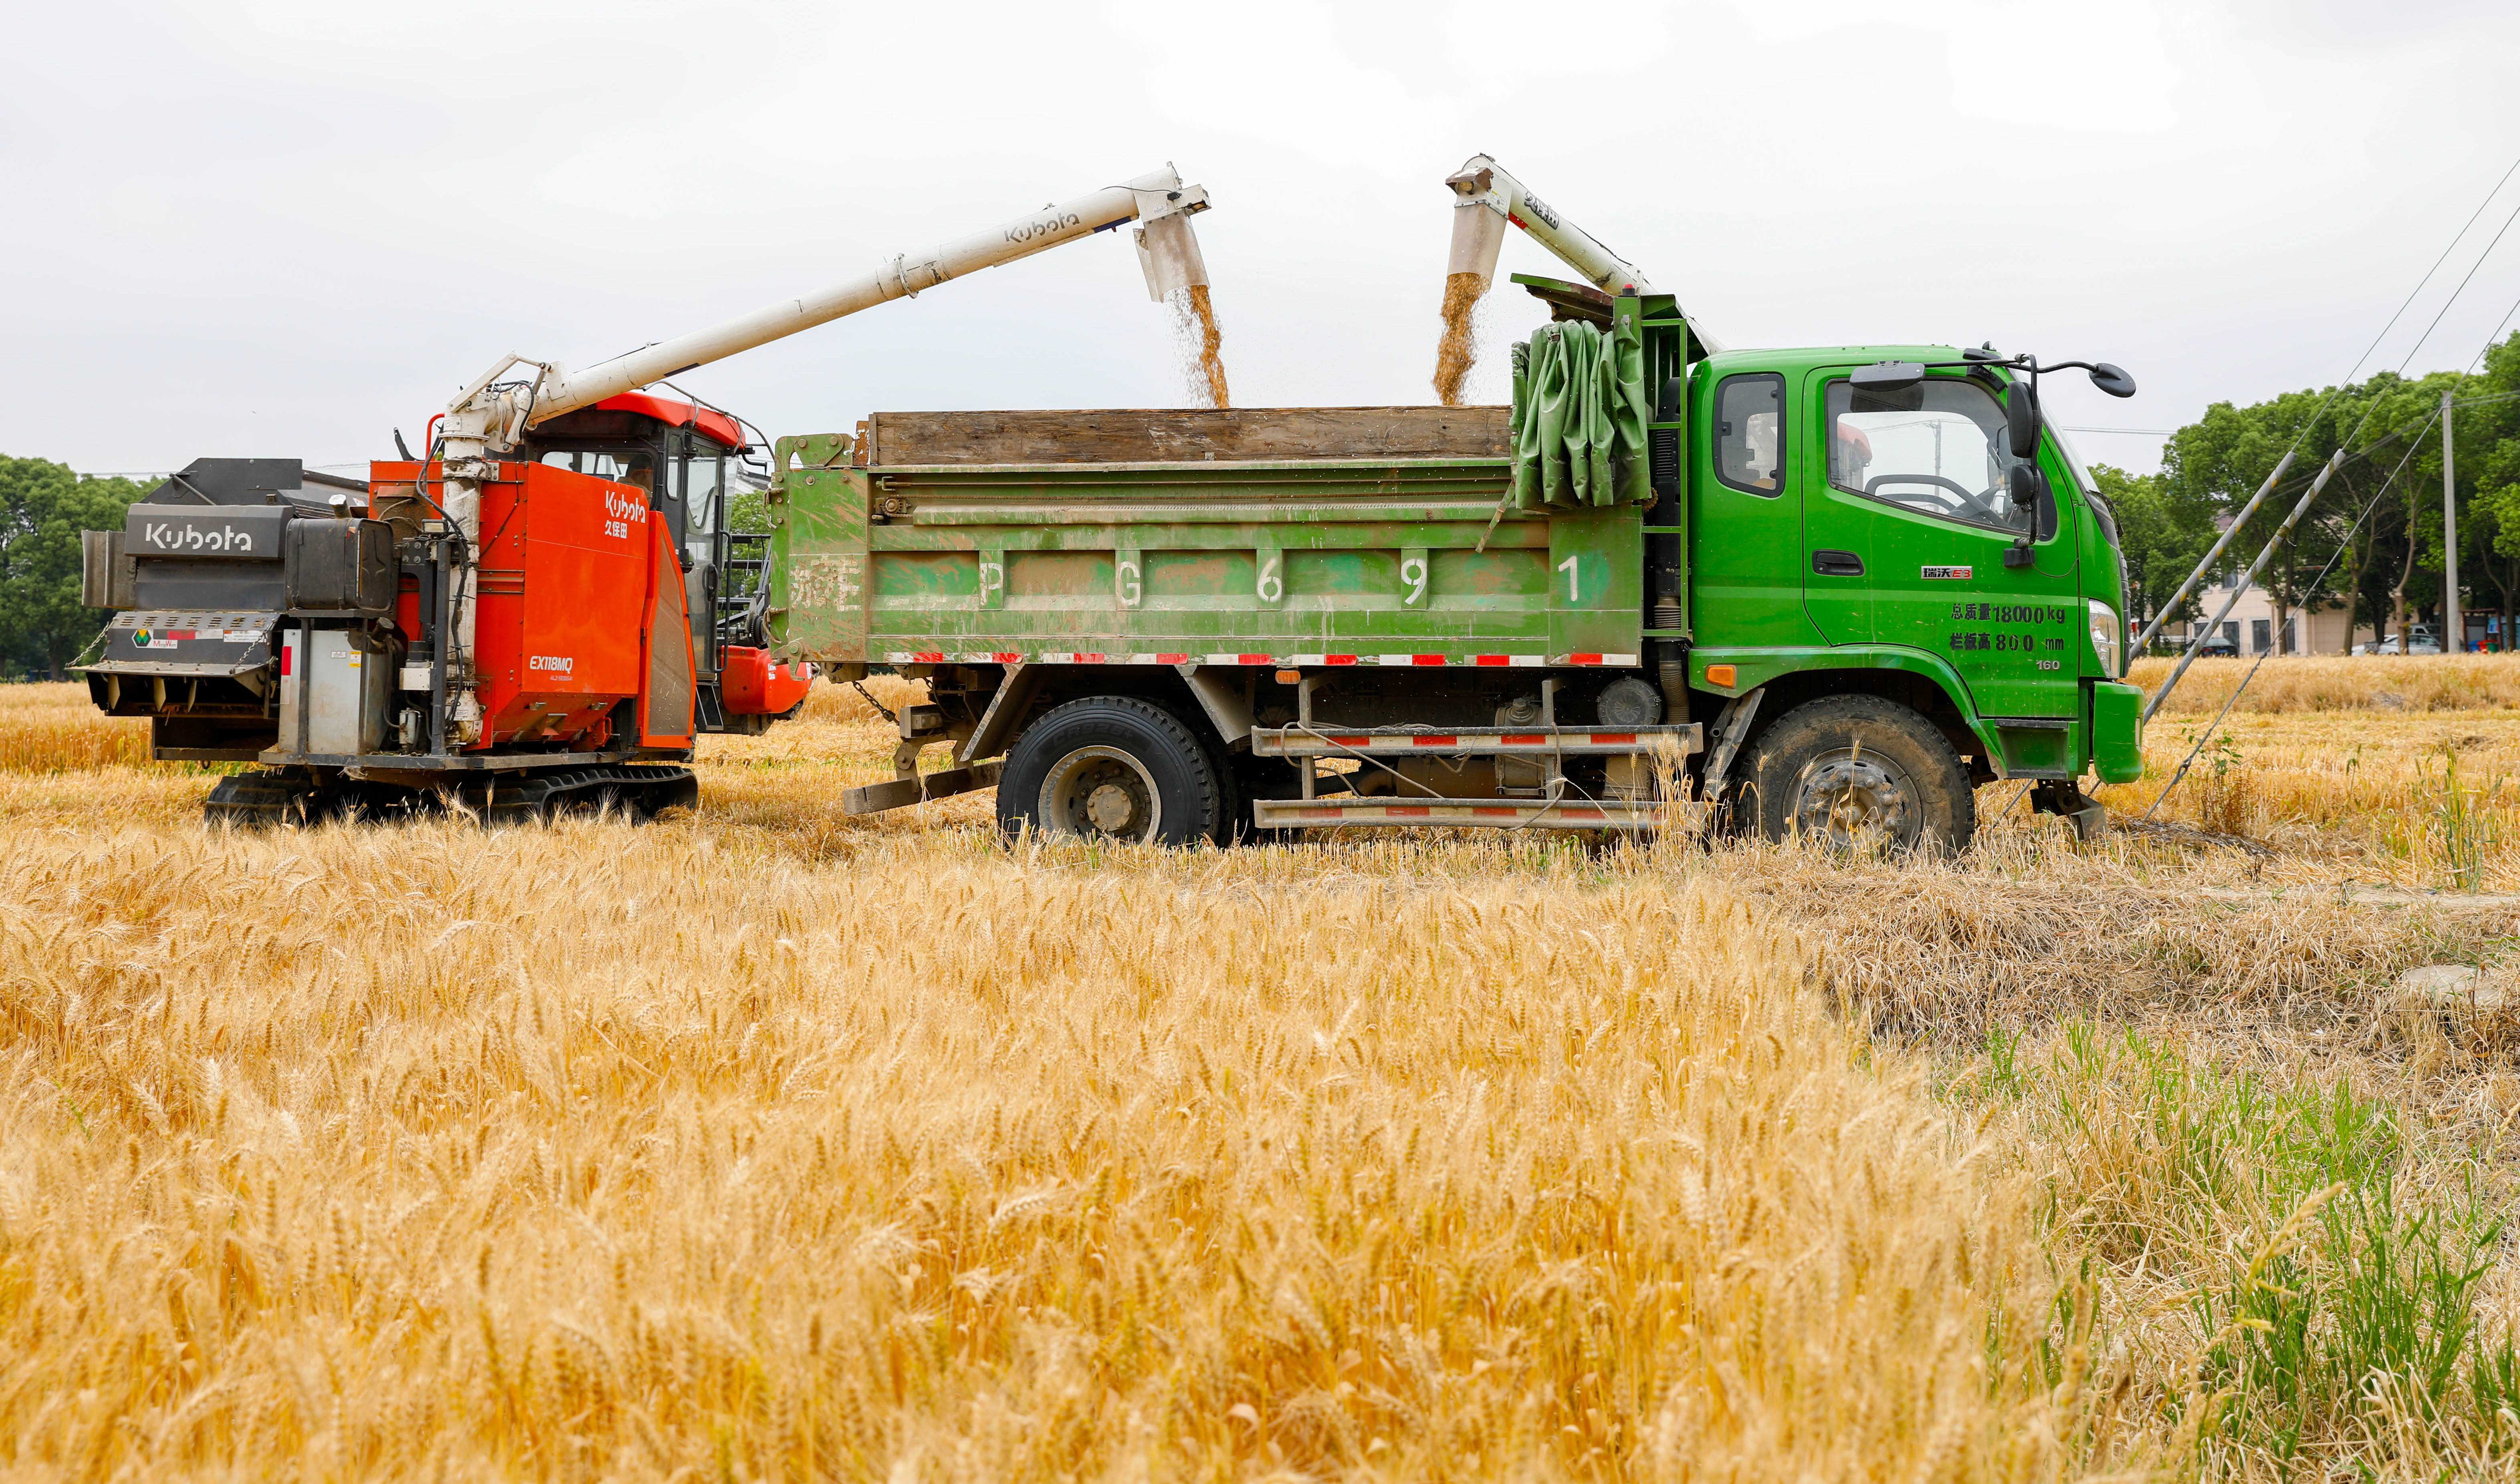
1742;695;1974;853
997;696;1222;846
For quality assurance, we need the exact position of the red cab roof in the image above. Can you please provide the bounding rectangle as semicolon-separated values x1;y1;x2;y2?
592;391;745;449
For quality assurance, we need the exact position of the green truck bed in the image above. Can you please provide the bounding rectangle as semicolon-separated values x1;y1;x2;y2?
765;407;1649;672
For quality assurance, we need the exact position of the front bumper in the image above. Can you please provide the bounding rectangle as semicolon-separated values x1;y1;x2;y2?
2090;679;2144;784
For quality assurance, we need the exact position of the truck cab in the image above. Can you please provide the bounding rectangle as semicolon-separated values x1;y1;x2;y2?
1687;346;2140;826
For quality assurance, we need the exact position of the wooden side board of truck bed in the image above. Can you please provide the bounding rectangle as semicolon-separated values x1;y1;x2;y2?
854;406;1510;467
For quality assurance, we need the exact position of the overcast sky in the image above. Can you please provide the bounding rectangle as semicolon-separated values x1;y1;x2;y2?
7;0;2518;480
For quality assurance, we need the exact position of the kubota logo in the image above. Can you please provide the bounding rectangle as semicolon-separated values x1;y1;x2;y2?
529;655;574;673
603;490;649;524
140;521;258;553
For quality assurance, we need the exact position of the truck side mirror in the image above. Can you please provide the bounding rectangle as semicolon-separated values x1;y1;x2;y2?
2088;362;2137;398
2006;382;2040;459
2001;463;2052;568
2008;462;2054;536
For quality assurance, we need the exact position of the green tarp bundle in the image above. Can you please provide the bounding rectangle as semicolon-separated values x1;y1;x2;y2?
1507;317;1652;512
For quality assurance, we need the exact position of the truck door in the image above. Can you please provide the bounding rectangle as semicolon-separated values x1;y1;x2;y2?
1801;369;2080;718
1691;370;1823;648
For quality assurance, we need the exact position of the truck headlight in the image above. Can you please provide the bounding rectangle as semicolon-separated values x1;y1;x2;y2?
2088;598;2122;679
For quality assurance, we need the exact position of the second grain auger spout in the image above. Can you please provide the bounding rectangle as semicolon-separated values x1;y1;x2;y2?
1444;152;1658;301
1434;153;1719;405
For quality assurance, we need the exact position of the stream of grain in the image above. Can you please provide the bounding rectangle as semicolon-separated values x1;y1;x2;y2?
1173;285;1231;408
1432;270;1484;406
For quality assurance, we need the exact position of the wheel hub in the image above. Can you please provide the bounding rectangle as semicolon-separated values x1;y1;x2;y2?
1039;746;1161;842
1789;748;1917;847
1085;782;1138;832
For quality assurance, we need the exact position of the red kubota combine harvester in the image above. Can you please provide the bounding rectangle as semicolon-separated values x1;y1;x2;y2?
77;167;1217;823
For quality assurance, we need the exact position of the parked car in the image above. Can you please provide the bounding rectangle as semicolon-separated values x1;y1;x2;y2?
2356;627;2442;655
2196;634;2239;657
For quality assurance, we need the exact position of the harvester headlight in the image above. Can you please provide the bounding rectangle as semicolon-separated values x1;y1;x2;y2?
2088;598;2122;679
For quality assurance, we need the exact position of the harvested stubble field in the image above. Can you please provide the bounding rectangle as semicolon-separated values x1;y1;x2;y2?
1;660;2518;1481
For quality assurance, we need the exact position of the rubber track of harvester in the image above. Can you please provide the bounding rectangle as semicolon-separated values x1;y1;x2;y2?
470;764;699;825
203;770;329;827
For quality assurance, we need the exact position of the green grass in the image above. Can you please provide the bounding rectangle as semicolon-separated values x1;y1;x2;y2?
2430;750;2500;893
1971;1026;2520;1473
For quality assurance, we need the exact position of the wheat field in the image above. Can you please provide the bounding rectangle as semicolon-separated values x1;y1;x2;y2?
2;663;2518;1480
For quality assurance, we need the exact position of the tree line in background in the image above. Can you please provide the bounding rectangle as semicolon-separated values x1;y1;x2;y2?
12;338;2520;676
2099;331;2520;653
0;459;155;680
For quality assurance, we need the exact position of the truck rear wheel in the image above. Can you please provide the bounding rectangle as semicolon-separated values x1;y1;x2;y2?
998;696;1221;846
1743;695;1974;853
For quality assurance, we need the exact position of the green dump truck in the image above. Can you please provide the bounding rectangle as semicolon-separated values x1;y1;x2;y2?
763;274;2146;850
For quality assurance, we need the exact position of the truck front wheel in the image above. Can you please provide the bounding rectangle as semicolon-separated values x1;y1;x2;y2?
1742;695;1975;853
998;696;1222;846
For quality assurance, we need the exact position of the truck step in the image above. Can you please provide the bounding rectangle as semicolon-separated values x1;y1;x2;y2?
842;759;1003;816
1249;724;1701;758
1251;795;1663;831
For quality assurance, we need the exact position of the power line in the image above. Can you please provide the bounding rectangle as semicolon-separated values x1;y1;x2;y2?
2335;153;2520;389
2388;190;2520;374
2067;391;2520;445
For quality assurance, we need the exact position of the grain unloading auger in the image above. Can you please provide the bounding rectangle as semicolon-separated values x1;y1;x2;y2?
79;167;1218;825
1442;152;1721;351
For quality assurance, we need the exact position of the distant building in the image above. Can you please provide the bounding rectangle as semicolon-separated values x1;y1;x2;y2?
2153;565;2355;654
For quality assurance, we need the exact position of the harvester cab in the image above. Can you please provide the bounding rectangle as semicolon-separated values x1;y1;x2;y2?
518;390;767;728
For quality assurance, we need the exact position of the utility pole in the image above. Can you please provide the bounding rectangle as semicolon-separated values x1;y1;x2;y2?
2444;389;2461;653
2146;448;2347;722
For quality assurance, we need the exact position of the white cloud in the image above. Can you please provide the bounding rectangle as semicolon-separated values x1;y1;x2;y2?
1944;4;2179;133
4;0;2517;477
1712;0;2177;132
1101;0;1468;171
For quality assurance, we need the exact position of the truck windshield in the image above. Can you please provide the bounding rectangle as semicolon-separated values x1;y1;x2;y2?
2048;421;2100;497
1825;378;2031;533
2043;421;2125;555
